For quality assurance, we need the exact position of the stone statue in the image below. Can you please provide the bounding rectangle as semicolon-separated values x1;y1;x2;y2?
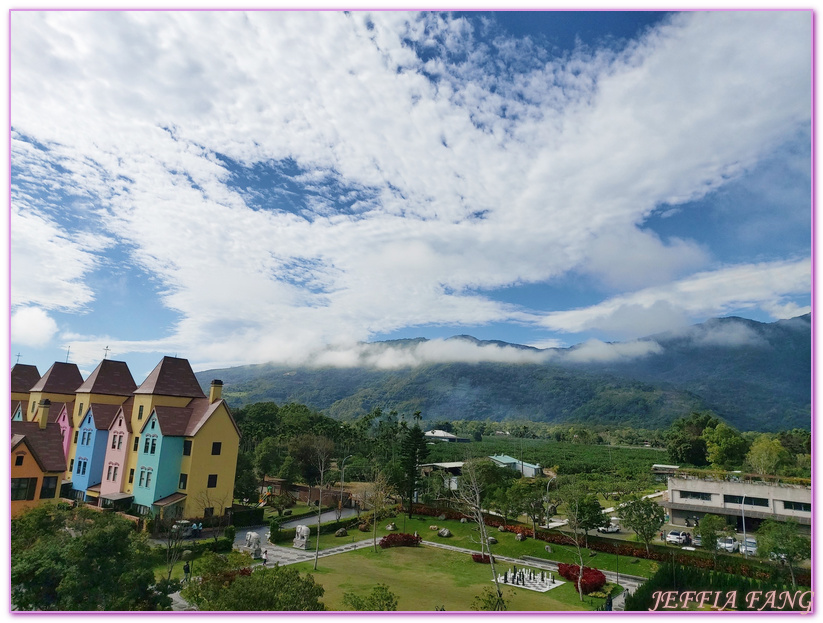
293;524;311;550
242;531;262;558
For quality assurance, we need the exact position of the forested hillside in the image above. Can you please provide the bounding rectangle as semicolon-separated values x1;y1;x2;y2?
196;315;810;432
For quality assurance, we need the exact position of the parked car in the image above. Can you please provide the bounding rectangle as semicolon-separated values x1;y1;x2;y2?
740;537;757;556
598;522;619;534
171;519;192;538
666;530;689;545
693;533;702;547
717;536;739;553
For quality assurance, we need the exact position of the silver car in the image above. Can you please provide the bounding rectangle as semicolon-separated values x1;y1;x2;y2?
740;537;757;556
717;536;739;553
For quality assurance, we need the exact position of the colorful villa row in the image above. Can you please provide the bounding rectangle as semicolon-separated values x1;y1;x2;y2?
10;357;239;520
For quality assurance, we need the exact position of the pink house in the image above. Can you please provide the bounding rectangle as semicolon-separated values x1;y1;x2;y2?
54;402;75;471
98;399;134;507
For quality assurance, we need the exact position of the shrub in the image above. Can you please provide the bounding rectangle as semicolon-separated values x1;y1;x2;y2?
224;525;236;543
471;553;491;564
379;533;422;549
557;563;607;595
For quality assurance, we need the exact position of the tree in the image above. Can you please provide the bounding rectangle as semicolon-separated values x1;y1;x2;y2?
555;481;602;600
509;478;547;538
180;550;254;609
453;459;506;611
471;586;509;611
756;519;811;588
746;435;787;475
694;514;729;564
301;434;335;571
489;487;520;526
342;584;398;611
234;451;259;503
398;423;429;519
160;516;186;581
665;411;720;466
703;423;749;469
363;470;394;553
11;507;172;611
183;553;325;610
254;436;283;480
620;496;665;554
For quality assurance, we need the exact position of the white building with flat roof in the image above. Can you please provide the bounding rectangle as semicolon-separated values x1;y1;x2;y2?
662;472;811;534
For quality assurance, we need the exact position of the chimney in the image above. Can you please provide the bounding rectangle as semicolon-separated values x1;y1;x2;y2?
38;399;51;430
209;380;223;404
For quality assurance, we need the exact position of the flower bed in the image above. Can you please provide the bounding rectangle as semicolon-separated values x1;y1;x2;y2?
471;553;491;564
379;532;422;549
557;563;607;594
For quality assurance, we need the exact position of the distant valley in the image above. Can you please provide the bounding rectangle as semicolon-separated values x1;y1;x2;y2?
196;314;811;432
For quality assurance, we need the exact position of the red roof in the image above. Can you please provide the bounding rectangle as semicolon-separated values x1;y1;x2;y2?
76;360;137;396
134;357;205;398
11;421;67;473
29;362;84;394
11;364;41;393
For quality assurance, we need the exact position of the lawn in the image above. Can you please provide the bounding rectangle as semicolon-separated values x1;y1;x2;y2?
275;513;656;578
291;544;602;611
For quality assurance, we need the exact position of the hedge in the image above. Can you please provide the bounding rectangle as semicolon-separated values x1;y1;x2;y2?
229;506;265;528
625;563;809;611
150;536;233;563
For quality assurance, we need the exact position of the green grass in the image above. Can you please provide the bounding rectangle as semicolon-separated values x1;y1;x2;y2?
292;544;601;611
273;513;656;578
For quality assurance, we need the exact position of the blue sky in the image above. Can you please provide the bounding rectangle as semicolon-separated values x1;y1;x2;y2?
9;10;812;379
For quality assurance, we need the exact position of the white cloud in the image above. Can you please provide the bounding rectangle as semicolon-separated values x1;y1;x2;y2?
9;11;811;367
11;307;59;347
539;258;811;338
564;338;663;363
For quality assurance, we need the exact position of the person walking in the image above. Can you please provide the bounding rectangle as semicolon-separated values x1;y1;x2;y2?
261;549;268;567
183;561;190;583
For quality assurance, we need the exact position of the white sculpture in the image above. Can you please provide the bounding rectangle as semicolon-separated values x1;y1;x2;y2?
293;524;311;550
243;531;262;558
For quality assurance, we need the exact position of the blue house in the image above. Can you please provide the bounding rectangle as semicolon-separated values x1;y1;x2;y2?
71;404;120;502
132;406;188;515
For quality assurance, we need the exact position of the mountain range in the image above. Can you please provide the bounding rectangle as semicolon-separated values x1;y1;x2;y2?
195;314;811;432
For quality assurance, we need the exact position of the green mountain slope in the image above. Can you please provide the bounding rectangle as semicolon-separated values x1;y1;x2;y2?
196;315;810;432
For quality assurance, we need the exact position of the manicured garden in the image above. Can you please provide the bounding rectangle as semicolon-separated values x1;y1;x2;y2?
291;543;602;611
274;512;657;579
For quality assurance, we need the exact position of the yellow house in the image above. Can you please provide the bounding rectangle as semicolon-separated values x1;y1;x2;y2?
27;362;83;422
179;380;240;520
11;401;66;517
11;364;40;415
